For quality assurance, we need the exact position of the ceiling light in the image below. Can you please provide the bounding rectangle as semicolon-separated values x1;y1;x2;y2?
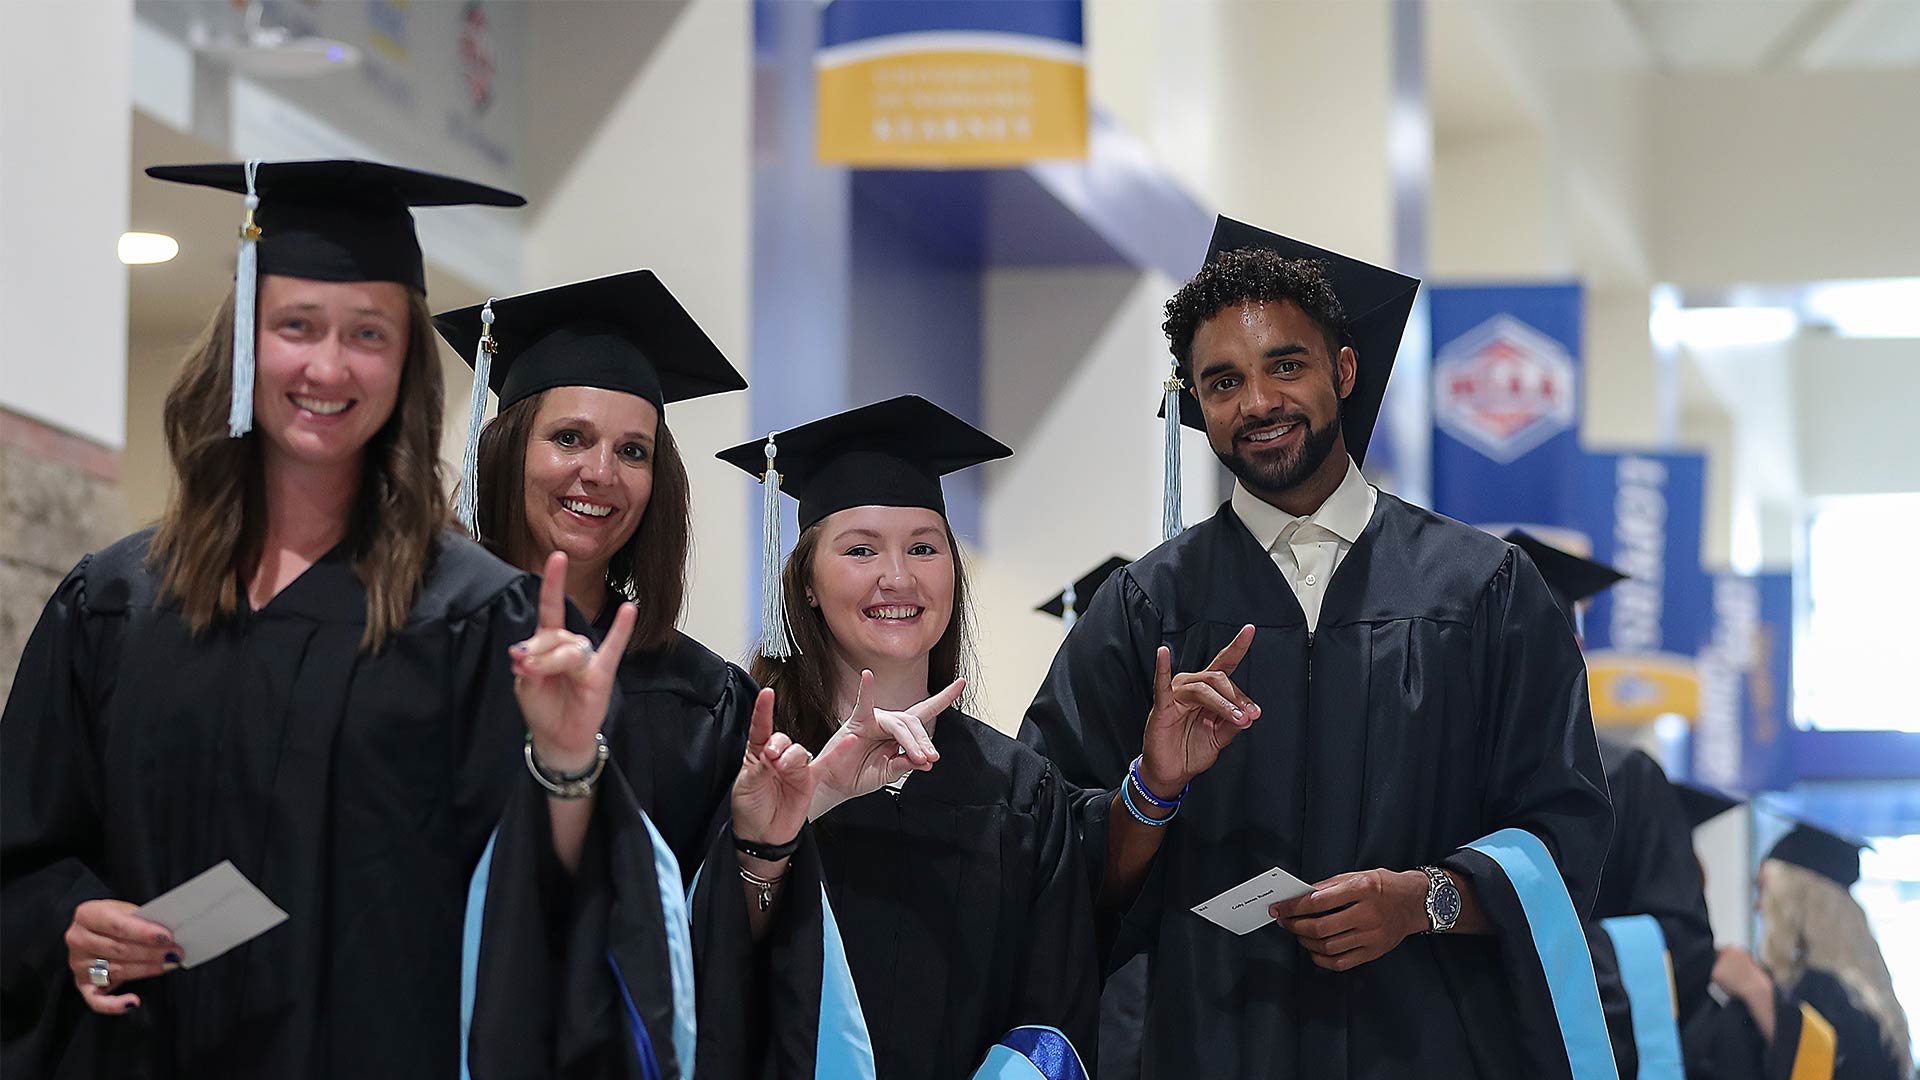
118;231;179;265
1665;306;1798;350
1802;278;1920;339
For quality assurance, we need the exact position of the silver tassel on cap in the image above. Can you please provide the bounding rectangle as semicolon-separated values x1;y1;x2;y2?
229;159;263;438
455;299;498;535
757;432;793;659
1162;365;1185;542
1062;583;1079;632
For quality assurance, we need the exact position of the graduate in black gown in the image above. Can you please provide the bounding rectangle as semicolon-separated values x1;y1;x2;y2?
1668;786;1835;1080
1021;218;1616;1080
440;271;926;1076
1505;529;1716;1080
717;395;1101;1079
0;161;684;1078
1748;824;1910;1080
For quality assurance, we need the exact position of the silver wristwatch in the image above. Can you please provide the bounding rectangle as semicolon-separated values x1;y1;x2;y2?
1420;865;1462;933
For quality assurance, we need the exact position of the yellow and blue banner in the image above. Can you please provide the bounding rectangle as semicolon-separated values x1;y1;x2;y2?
815;0;1087;167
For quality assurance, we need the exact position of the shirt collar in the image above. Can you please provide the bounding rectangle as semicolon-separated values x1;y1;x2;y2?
1230;456;1377;551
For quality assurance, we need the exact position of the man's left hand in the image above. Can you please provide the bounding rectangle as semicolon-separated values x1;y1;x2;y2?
1271;868;1429;972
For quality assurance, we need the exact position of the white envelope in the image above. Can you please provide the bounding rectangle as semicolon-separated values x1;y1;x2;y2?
1190;866;1315;936
135;861;289;968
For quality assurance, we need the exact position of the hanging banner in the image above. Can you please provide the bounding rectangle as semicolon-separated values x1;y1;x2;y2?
1574;451;1712;727
1430;283;1582;526
1694;572;1796;792
1430;285;1716;727
815;0;1087;167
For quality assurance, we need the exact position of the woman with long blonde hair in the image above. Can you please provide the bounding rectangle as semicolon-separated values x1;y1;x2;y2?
0;161;686;1079
1757;825;1913;1079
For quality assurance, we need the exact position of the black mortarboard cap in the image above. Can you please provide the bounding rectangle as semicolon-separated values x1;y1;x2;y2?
1505;529;1628;629
145;159;525;438
1038;555;1132;627
717;395;1010;658
146;159;524;293
716;395;1010;532
1766;822;1871;889
435;270;746;531
1673;781;1743;830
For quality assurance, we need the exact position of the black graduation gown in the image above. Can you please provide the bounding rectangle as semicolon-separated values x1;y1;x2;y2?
745;710;1100;1080
1793;970;1905;1080
1021;492;1613;1080
1587;741;1717;1078
1;529;682;1079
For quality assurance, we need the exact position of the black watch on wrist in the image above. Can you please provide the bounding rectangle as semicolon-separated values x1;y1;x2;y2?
1420;865;1462;933
734;830;801;862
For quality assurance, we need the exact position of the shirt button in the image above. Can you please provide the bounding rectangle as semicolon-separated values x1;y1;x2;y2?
1304;574;1317;586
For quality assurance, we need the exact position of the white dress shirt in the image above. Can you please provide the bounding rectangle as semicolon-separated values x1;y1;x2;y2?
1229;457;1378;632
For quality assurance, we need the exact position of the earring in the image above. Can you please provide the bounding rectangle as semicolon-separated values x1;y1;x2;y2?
806;592;818;607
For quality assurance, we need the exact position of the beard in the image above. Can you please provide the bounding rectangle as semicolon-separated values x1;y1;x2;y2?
1216;404;1343;497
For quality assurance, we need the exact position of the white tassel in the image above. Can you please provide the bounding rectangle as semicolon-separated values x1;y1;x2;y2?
1062;583;1078;632
1162;366;1184;541
229;159;262;438
757;433;792;659
455;299;498;535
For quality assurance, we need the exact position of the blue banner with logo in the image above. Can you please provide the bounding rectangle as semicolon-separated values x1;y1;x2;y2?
1694;572;1796;791
1430;283;1582;524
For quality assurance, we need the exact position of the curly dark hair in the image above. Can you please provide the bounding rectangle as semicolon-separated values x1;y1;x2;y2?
1162;249;1347;373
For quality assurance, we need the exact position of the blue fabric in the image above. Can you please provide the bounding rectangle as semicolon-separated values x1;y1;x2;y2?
816;887;879;1079
608;952;665;1080
458;829;497;1080
1465;828;1619;1080
641;814;697;1075
976;1026;1090;1080
1601;915;1684;1080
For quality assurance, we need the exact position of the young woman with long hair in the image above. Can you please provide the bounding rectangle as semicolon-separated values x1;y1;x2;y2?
718;395;1099;1080
0;161;682;1079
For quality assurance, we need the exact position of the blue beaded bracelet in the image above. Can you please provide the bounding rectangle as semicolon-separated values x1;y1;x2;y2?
1119;776;1177;826
1129;756;1187;809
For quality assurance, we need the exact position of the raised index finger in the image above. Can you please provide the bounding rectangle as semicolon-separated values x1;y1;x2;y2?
1207;624;1257;676
538;551;569;631
746;687;775;758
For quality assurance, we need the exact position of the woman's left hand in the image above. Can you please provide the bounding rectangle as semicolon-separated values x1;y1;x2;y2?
512;551;634;773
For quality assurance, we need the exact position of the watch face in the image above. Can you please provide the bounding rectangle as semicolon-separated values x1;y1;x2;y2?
1435;883;1463;924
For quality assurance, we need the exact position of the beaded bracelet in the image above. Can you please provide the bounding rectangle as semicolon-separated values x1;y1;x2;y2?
1128;756;1187;809
1119;774;1178;826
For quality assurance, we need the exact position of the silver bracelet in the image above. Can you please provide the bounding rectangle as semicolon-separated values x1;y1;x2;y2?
524;731;608;800
740;865;787;912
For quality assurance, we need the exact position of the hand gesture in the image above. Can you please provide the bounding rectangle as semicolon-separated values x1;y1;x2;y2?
65;900;179;1015
808;671;963;819
1138;624;1259;798
1271;868;1428;972
731;688;815;849
512;551;634;773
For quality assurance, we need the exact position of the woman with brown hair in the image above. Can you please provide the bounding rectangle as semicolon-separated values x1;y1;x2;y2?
0;161;689;1079
716;395;1100;1080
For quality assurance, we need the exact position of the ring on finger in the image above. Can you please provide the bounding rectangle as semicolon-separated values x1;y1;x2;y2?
88;958;111;988
575;639;593;662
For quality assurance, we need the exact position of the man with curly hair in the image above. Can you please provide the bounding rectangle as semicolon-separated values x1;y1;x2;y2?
1023;217;1615;1079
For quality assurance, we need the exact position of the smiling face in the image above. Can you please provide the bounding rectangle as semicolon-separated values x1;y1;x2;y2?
252;273;411;471
519;385;660;579
807;505;956;674
1190;298;1356;499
